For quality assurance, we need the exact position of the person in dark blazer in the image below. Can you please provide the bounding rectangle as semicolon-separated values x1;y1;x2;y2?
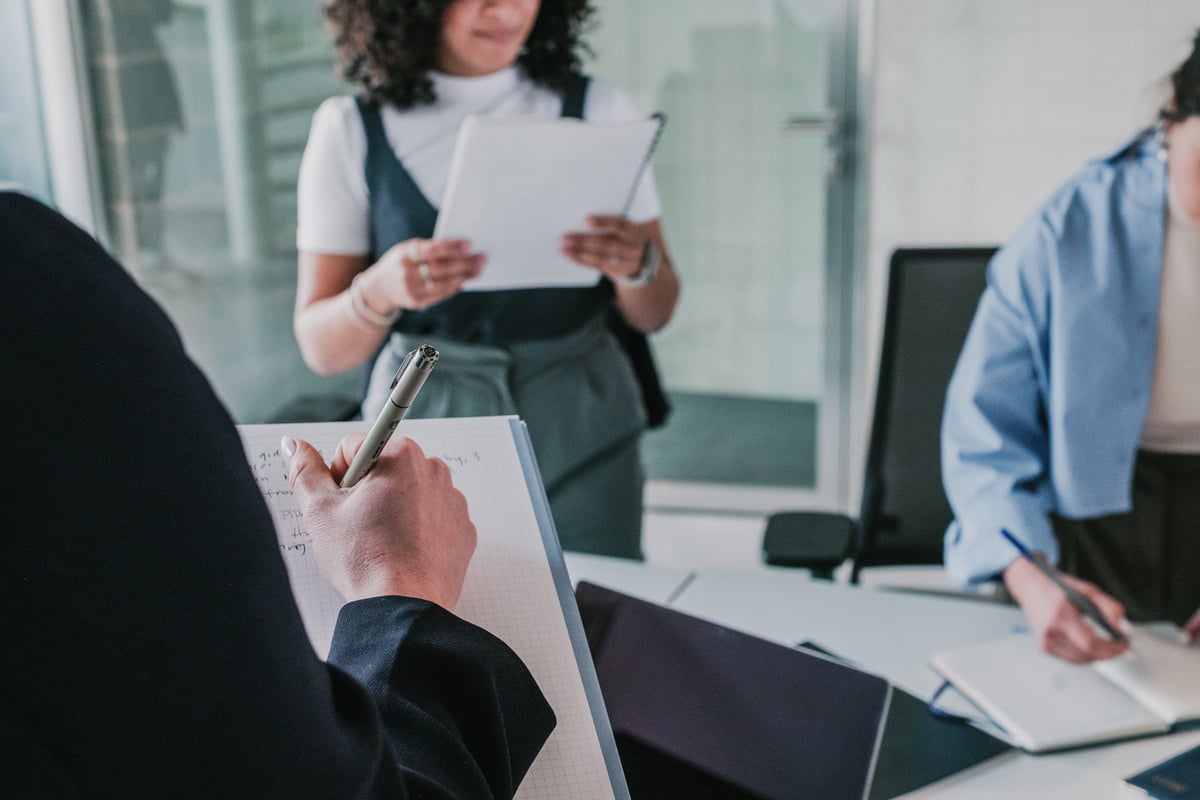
0;191;554;797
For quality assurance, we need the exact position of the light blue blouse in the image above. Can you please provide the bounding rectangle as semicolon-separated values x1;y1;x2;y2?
942;128;1168;587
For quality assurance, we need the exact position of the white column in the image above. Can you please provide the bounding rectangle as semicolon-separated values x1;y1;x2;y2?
28;0;108;242
205;0;266;265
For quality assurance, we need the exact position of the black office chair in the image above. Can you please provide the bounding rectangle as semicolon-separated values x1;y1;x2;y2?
763;246;996;582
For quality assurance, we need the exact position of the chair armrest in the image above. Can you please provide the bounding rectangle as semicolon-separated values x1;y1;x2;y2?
761;511;856;579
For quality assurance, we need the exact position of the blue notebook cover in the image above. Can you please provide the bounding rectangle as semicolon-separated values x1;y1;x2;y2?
1125;743;1200;799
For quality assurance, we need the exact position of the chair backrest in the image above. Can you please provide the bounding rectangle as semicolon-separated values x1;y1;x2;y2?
853;247;995;577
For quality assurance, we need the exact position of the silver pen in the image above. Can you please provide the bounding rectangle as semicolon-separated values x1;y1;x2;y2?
340;344;440;488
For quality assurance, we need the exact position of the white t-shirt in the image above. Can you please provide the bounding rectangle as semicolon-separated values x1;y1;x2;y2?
296;67;662;255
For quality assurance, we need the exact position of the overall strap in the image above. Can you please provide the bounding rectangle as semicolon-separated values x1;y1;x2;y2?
354;95;389;177
560;74;590;120
561;74;673;429
354;95;438;260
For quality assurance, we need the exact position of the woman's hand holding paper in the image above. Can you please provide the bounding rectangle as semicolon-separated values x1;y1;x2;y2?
371;237;485;311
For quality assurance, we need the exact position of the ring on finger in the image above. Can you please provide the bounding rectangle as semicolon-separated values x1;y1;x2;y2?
418;261;433;290
609;251;621;268
406;240;422;264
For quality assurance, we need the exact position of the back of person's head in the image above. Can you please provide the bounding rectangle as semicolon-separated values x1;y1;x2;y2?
1162;28;1200;123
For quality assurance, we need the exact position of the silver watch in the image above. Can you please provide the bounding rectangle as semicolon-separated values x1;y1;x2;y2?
617;241;660;287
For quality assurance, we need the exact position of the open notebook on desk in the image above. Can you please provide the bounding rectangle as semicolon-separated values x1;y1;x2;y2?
238;416;628;800
434;112;666;291
931;625;1200;753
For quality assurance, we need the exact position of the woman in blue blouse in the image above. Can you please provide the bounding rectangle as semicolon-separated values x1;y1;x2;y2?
943;32;1200;663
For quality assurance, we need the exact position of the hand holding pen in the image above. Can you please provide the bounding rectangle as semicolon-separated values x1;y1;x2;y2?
283;419;475;610
341;344;439;489
1000;528;1131;664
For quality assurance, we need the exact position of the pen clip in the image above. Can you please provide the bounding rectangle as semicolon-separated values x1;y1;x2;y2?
390;349;417;390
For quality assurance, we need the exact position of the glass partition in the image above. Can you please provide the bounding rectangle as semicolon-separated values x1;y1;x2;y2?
59;0;859;510
77;0;355;420
589;0;858;502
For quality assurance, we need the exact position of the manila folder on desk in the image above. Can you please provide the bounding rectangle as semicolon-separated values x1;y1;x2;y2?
931;627;1200;753
434;112;664;291
238;416;628;800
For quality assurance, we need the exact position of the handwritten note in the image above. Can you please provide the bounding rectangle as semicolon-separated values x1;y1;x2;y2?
237;416;617;800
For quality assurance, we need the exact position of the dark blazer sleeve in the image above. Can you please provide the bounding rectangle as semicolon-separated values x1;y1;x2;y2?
0;191;554;798
331;599;556;798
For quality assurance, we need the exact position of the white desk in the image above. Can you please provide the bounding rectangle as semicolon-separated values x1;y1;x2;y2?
562;551;694;605
671;569;1025;699
582;564;1200;799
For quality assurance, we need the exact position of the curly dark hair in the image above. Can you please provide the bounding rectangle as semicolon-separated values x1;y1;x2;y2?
1162;28;1200;123
324;0;596;109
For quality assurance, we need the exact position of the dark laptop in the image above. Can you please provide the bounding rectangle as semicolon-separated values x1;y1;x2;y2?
575;582;1013;800
576;582;891;800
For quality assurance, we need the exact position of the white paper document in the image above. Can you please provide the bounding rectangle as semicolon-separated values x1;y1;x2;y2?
433;113;664;291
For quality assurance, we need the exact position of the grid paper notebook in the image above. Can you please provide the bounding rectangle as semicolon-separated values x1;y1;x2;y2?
238;416;627;799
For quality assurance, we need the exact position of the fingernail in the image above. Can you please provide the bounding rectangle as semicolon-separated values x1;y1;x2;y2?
280;436;297;459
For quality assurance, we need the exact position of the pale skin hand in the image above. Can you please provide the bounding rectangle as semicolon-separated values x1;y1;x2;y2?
293;238;484;375
284;434;476;611
1003;557;1130;664
561;215;681;332
361;238;485;313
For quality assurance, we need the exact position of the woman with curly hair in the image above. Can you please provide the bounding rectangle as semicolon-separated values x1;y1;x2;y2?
295;0;680;559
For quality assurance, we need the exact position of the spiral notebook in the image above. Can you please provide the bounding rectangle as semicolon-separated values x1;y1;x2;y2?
433;112;666;291
237;416;628;800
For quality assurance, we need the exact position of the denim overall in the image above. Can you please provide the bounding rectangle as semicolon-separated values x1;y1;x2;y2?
356;76;645;558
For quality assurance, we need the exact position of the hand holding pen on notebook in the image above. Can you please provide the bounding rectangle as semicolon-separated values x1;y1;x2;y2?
341;345;439;489
1000;528;1131;664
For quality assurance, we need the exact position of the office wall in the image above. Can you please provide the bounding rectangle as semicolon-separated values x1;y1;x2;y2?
863;0;1200;403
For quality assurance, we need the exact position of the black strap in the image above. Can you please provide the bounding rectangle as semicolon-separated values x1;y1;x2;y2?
606;312;672;428
560;74;672;429
561;74;589;119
